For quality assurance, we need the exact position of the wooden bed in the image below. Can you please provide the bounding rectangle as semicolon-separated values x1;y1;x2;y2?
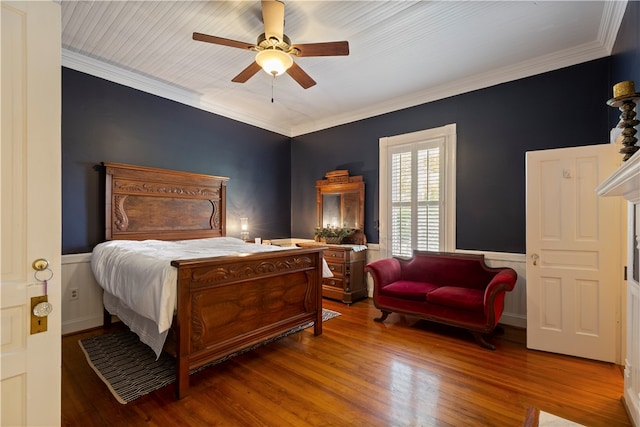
101;162;324;399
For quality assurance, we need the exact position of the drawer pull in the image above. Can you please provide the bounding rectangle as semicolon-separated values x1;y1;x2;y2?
330;266;335;270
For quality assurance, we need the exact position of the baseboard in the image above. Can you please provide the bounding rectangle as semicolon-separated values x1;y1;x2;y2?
622;395;639;427
499;312;527;329
62;314;104;335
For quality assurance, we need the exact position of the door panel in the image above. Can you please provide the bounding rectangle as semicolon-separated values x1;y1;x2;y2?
1;2;61;425
526;144;622;362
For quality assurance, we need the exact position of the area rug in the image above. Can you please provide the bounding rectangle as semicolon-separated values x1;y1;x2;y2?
79;308;340;404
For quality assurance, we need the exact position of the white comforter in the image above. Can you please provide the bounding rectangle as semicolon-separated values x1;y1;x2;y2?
91;237;331;357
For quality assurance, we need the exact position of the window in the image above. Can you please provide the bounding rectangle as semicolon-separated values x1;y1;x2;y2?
379;124;456;257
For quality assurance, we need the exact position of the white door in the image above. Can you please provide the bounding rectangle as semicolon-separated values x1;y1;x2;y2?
1;1;61;425
526;144;622;362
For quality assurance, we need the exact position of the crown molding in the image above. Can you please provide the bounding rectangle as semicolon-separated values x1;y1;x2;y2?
62;1;627;139
599;0;628;53
290;39;612;136
61;49;291;137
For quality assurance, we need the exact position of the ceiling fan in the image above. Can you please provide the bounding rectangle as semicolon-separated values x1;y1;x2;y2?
193;0;349;89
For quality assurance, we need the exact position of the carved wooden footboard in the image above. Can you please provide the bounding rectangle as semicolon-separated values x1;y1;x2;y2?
169;248;323;399
101;162;324;399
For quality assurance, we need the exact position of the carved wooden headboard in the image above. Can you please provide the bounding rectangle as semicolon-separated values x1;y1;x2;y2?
103;162;229;241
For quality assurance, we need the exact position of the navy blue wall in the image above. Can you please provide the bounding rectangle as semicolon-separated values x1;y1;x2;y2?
291;58;612;253
62;68;291;254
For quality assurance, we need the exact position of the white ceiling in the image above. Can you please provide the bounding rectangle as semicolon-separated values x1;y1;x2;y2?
61;1;627;137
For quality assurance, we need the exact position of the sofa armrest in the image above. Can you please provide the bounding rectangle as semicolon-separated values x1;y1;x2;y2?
483;268;518;324
365;258;402;291
485;268;517;294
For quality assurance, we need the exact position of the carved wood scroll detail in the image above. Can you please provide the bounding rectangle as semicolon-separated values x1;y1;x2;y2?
114;194;129;231
191;293;204;349
192;255;315;284
323;169;350;184
210;200;219;230
114;179;220;198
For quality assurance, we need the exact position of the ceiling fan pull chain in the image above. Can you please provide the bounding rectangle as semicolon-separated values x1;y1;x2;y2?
271;75;275;103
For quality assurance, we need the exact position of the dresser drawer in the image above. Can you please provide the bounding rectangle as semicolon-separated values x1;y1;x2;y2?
324;249;345;260
323;276;344;289
296;242;367;304
326;261;345;276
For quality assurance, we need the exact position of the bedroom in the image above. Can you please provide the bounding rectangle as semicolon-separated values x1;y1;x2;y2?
2;0;639;425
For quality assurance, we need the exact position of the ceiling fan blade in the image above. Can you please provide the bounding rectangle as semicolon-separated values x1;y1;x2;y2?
262;0;285;42
293;41;350;57
193;32;254;50
232;61;263;83
286;62;316;89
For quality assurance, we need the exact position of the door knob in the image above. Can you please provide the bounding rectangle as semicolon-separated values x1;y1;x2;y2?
33;300;53;317
32;258;49;271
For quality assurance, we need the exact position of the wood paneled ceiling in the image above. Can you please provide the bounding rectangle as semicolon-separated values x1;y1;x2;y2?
61;1;627;137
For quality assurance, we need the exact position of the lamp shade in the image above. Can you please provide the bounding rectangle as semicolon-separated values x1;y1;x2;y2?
255;49;293;76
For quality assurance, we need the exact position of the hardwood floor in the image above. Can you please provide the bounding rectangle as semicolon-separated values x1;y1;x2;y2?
62;298;630;427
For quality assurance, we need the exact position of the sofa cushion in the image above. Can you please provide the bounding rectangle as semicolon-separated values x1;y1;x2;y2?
401;253;497;289
427;286;484;312
379;280;440;301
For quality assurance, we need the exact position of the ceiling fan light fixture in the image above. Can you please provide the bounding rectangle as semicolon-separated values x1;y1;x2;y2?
255;49;293;76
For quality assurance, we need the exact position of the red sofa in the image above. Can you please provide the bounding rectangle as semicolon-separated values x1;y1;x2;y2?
365;251;517;350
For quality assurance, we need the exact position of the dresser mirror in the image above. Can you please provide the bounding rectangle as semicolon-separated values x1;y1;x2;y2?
322;191;360;228
316;170;366;244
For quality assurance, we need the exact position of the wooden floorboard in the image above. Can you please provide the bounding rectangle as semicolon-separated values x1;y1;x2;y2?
62;298;630;427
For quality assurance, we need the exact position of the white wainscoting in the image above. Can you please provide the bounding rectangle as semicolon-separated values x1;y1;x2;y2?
365;246;527;328
62;247;527;334
61;253;104;335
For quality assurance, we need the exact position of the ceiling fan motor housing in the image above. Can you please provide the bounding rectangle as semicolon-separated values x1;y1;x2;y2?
255;33;299;56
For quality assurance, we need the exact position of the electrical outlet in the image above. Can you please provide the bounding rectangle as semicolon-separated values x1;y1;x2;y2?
70;288;79;300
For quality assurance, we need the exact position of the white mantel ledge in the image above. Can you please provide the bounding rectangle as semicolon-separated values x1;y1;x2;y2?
597;151;640;203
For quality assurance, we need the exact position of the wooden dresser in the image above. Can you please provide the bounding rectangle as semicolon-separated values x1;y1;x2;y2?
299;243;367;304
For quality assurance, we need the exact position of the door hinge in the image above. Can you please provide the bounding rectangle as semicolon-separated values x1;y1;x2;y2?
624;265;627;281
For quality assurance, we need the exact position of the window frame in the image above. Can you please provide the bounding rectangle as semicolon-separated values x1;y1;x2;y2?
379;124;457;258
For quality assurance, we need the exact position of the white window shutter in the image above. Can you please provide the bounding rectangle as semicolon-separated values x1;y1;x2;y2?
390;145;441;257
380;124;455;258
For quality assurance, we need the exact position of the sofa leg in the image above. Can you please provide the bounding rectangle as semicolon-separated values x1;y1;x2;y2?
471;331;496;351
374;310;391;322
